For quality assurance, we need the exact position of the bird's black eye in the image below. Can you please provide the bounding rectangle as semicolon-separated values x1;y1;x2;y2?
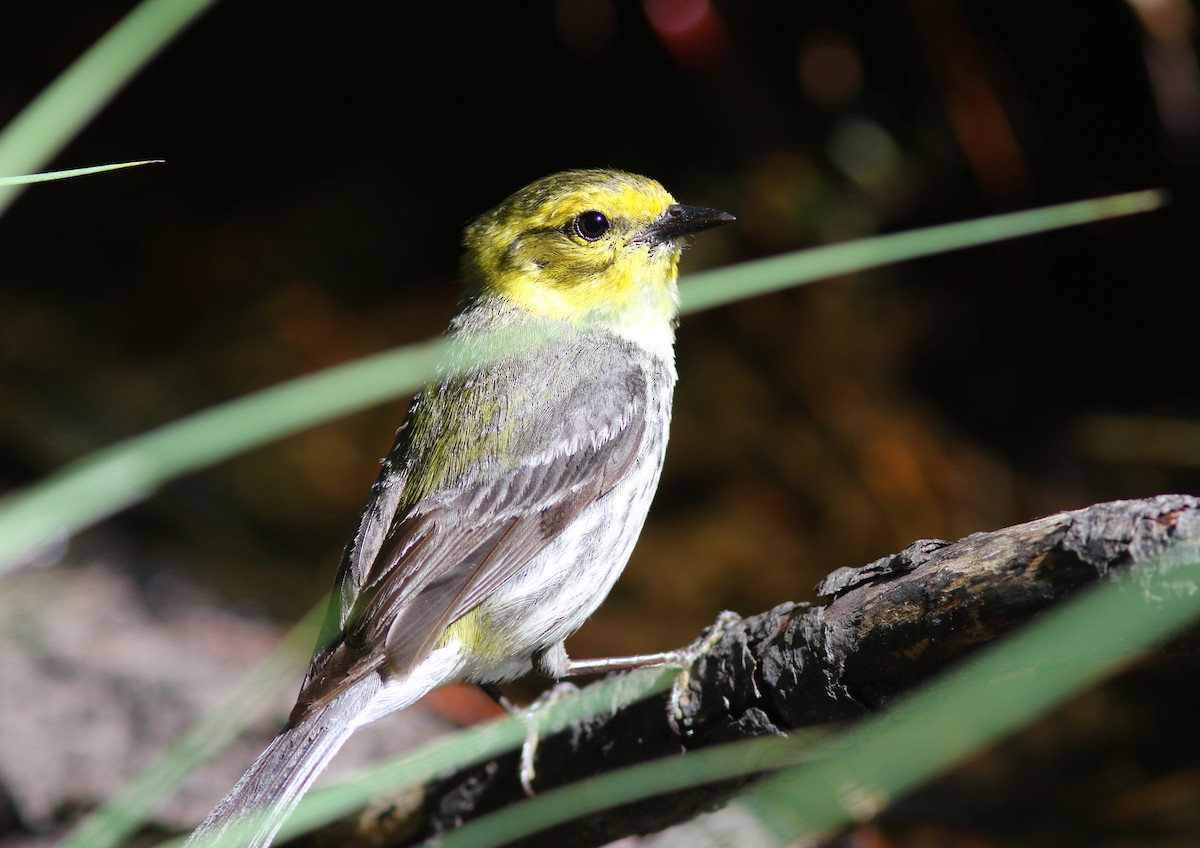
572;210;610;241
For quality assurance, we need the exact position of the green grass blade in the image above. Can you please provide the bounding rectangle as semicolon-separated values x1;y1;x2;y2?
0;192;1167;574
276;668;675;844
59;605;325;848
149;668;676;848
741;544;1200;840
432;735;819;848
0;0;214;217
0;337;443;572
679;189;1166;314
0;159;164;186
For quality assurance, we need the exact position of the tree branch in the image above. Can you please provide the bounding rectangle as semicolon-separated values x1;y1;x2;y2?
292;494;1200;847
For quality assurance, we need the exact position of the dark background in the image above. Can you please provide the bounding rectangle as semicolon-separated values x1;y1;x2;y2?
3;1;1200;845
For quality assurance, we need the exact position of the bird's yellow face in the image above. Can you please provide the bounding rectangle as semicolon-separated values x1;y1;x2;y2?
462;170;731;344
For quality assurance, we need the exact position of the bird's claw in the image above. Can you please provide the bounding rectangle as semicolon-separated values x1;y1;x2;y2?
667;610;742;736
518;681;579;797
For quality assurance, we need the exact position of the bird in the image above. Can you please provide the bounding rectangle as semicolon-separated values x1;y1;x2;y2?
185;169;734;847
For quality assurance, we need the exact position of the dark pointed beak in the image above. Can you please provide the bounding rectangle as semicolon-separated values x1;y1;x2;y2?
630;204;736;247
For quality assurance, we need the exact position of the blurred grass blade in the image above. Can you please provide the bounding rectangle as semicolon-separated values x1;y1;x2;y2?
0;191;1167;574
432;734;819;848
0;0;213;218
148;668;676;848
274;668;675;844
743;542;1200;841
60;604;325;848
0;338;443;573
680;189;1166;314
0;159;164;186
423;544;1200;848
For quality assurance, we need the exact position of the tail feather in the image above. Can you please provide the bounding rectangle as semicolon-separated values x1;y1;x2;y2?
186;676;380;848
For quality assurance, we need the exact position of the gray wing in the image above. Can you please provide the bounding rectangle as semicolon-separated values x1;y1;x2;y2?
294;336;660;715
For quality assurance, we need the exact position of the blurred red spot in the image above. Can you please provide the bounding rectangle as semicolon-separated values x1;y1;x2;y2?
643;0;730;71
424;682;507;725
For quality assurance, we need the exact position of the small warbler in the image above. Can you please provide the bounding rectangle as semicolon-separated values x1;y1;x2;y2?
186;169;734;847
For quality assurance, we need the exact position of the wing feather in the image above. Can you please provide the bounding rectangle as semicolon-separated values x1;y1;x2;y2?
294;331;661;714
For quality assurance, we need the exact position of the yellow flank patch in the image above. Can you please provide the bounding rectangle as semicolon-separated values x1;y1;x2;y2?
438;609;508;659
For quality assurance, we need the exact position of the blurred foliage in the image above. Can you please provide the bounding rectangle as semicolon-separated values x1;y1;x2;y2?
2;1;1200;844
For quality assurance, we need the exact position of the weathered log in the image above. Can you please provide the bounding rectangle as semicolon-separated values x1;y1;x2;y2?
296;494;1200;847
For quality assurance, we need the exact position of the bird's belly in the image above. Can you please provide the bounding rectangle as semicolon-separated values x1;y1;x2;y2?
461;447;666;681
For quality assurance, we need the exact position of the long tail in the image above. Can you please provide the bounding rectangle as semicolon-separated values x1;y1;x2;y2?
185;677;381;848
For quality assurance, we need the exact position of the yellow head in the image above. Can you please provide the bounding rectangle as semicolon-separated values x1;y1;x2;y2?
462;169;733;350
